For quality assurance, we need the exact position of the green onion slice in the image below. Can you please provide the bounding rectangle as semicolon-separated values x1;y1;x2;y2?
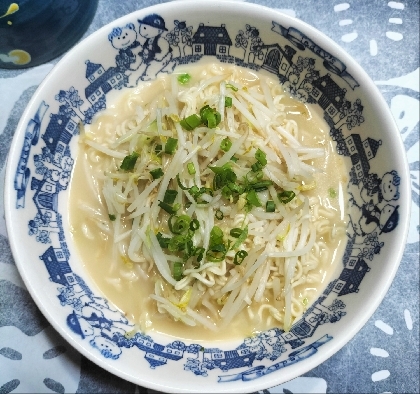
230;228;243;238
150;168;164;179
179;114;202;131
187;162;196;175
251;162;262;172
158;201;178;215
164;137;178;154
177;73;191;85
163;189;178;204
251;180;273;192
231;225;248;250
255;148;267;166
209;226;224;246
169;214;191;235
190;219;200;231
246;189;262;207
176;174;189;190
246;170;263;183
209;164;237;190
220;137;232;152
215;209;224;220
234;250;248;265
173;261;183;281
108;214;116;221
120;152;139;171
200;105;221;129
266;200;275;212
168;235;187;252
278;190;296;204
225;96;232;107
154;144;163;155
156;232;170;248
195;247;205;262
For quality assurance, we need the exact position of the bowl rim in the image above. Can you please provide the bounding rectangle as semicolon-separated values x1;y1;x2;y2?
4;1;411;392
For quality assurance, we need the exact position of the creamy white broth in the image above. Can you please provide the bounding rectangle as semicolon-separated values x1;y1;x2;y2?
68;63;348;341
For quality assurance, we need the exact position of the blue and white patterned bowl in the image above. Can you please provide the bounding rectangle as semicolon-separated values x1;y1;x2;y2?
4;1;411;392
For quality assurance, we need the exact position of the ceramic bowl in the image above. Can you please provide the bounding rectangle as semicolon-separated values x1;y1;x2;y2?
4;1;411;392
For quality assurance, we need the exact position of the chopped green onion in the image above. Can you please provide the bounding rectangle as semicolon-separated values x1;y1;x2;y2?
230;156;238;163
200;105;221;129
266;200;275;212
192;187;213;204
163;189;178;204
158;201;178;214
246;170;263;183
215;210;224;220
220;137;232;152
225;96;233;107
206;225;228;262
187;162;196;175
168;235;187;252
150;168;164;179
278;190;296;204
209;226;224;245
231;225;248;250
255;148;267;166
199;105;212;119
246;189;262;207
156;232;170;248
120;152;139;171
329;187;337;198
226;83;238;92
250;180;273;192
206;251;226;262
108;214;116;221
195;247;205;262
173;262;183;281
209;163;237;190
207;112;217;128
169;215;191;234
251;162;263;172
221;181;244;200
234;250;248;265
189;185;199;195
164;137;178;154
176;174;189;190
179;114;202;131
154;144;162;155
190;219;200;231
230;228;243;238
177;73;191;85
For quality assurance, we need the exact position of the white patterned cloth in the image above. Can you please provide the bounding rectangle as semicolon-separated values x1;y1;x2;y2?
0;0;418;393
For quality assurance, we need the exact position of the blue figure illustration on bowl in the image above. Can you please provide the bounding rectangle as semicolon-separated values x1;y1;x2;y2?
109;14;176;86
108;23;141;86
349;170;400;237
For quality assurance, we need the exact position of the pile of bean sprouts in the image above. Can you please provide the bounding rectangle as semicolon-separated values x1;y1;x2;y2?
80;63;345;332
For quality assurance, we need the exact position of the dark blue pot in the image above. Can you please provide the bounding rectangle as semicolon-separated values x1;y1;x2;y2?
0;0;98;69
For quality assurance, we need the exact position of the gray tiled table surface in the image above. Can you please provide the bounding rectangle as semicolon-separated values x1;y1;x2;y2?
0;1;418;393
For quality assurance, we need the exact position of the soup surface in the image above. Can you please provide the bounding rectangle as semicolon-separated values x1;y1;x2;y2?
69;62;348;341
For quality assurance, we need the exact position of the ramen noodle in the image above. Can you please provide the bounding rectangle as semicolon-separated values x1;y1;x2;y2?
69;63;348;340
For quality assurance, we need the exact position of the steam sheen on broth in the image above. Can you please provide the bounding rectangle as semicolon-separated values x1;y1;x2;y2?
69;63;348;341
